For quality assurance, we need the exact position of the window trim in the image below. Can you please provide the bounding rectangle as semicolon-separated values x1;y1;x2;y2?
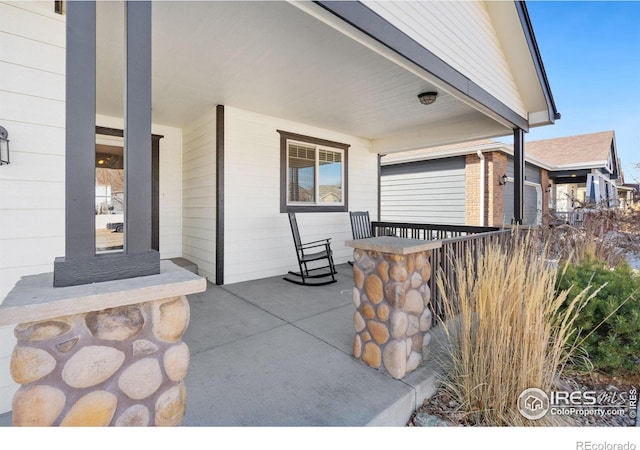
278;130;349;213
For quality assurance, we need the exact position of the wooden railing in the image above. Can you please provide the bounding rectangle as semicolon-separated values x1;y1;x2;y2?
551;211;586;227
428;229;512;321
369;221;510;322
370;221;500;240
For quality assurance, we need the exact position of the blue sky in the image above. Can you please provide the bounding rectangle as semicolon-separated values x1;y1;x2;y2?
523;1;640;182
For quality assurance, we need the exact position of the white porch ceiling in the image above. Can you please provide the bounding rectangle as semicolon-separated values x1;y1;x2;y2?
95;1;512;150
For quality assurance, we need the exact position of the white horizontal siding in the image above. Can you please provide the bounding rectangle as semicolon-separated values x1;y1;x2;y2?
182;110;216;282
0;2;65;47
0;61;64;101
154;123;183;259
364;0;526;117
0;0;65;415
0;90;65;128
0;1;65;300
0;31;65;74
223;106;378;284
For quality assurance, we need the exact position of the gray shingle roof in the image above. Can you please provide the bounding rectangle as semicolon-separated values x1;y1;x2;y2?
525;130;614;167
381;131;616;171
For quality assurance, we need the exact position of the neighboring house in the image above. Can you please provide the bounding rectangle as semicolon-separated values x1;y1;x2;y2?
618;184;639;209
380;140;550;226
380;131;624;226
526;131;622;213
319;186;343;204
0;1;559;413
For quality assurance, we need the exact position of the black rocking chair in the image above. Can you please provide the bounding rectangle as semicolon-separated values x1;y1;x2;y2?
349;211;373;240
348;211;373;266
284;212;337;286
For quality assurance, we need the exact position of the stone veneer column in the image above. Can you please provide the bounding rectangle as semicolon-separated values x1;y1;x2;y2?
0;261;206;427
346;237;441;380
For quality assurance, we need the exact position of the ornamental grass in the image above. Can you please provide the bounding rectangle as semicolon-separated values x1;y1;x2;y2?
542;205;640;268
436;230;598;426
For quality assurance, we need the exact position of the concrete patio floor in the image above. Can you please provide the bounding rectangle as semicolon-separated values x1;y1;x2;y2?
0;263;445;427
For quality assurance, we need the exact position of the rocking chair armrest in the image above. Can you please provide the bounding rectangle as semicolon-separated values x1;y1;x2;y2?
298;238;332;250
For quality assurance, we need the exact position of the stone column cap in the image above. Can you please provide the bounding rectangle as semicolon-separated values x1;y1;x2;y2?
345;236;442;255
0;261;206;326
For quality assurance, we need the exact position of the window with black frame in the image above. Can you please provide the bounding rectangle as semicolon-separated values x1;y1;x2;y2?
278;130;349;213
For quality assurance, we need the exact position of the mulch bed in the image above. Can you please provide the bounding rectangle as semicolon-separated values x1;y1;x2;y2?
408;372;638;427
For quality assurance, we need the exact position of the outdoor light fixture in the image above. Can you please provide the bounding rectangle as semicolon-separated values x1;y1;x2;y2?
417;91;438;105
0;126;10;165
95;153;123;169
499;174;508;185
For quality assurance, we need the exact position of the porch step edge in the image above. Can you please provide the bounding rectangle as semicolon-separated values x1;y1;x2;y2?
167;257;198;275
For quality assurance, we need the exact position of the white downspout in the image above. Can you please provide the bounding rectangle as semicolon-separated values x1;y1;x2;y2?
477;150;485;226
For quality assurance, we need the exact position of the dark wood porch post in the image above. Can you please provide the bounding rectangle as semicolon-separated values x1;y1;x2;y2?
513;128;525;225
63;0;96;260
216;105;225;285
54;0;159;287
124;0;153;254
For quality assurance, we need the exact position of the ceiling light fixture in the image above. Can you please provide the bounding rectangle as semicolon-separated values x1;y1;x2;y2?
417;91;438;105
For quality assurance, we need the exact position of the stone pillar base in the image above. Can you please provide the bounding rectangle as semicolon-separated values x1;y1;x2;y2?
0;260;206;426
351;246;433;379
11;296;190;426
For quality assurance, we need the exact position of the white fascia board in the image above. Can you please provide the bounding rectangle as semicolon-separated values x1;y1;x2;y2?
381;141;556;171
528;110;553;127
380;142;507;165
553;161;608;172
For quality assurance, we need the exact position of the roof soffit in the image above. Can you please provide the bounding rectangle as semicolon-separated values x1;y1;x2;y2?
95;0;513;145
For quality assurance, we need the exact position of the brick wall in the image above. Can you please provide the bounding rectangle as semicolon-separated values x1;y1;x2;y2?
465;154;481;225
485;152;507;227
466;151;509;227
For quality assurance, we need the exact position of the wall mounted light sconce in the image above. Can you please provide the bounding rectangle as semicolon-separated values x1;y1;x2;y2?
499;174;508;185
417;91;438;105
545;182;552;193
0;126;10;165
95;153;123;169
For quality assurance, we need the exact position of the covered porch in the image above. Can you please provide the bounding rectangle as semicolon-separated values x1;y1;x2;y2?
1;263;446;426
0;0;558;420
87;0;555;286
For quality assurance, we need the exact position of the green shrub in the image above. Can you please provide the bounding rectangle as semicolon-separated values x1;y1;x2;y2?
556;258;640;374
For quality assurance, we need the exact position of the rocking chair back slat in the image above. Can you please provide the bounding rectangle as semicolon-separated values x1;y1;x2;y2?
288;212;303;249
349;211;372;240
